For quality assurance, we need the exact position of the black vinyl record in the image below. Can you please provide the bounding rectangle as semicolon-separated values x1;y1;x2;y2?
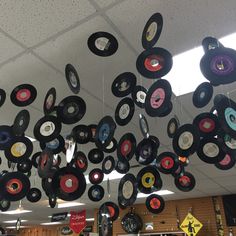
111;72;137;97
89;168;104;185
10;84;37;107
197;137;225;164
102;138;117;153
100;202;119;221
131;85;147;108
0;125;14;150
145;194;165;214
52;167;86;201
118;173;138;208
157;100;173;117
145;79;172;117
102;156;115;174
174;172;196;192
0;199;10;212
12;109;30;136
17;159;32;173
137;166;162;194
217;131;236;155
57;96;86;124
49;194;57;208
88;185;104;202
26;188;42;203
117;133;136;161
0;171;30;201
115;97;135;126
88;148;104;164
4;136;33;163
40;135;65;154
171;164;185;178
88;124;97;143
33;115;62;142
202;36;224;53
121;212;143;233
172;124;200;157
135;137;158;165
192;82;213;108
200;47;236;86
65;64;80;94
72;125;92;144
41;177;54;197
74;151;88;173
43;87;56;115
167;116;179;138
115;158;130;174
31;152;41;168
0;88;6;107
88;31;118;57
136;48;173;78
98;204;113;236
157;152;179;174
139;113;149;138
215;153;236;170
142;12;163;49
193;112;219;138
95;116;116;148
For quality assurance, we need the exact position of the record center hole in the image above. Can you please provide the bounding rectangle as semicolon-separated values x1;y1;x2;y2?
217;61;225;70
65;179;73;188
203;121;211;129
150;59;159;67
145;177;151;183
79;131;85;137
67;106;75;114
19;119;24;126
123;144;129;152
10;183;19;191
20;92;27;99
94;174;99;179
199;91;205;99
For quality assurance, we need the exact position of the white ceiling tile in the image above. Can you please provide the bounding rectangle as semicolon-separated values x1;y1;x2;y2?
93;0;117;8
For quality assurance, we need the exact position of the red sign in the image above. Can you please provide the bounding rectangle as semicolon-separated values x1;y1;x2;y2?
69;210;86;234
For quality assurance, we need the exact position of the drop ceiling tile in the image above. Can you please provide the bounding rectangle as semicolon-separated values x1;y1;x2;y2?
0;0;96;46
212;176;236;187
93;0;117;8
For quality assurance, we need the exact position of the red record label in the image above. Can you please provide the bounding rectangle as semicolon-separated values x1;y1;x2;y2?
6;179;23;195
150;198;161;209
161;157;174;169
40;154;49;169
144;55;164;72
60;174;78;193
150;88;165;108
120;140;132;157
107;206;115;218
16;89;31;102
219;154;231;165
179;175;190;186
77;159;85;169
199;118;215;133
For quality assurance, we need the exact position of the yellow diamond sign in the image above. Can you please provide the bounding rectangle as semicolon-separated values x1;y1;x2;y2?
180;213;203;236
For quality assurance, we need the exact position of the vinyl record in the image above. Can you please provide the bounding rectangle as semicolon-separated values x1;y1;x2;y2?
49;194;57;208
102;156;115;174
213;93;226;107
40;135;65;154
135;137;158;165
88;148;104;164
115;97;135;126
136;48;173;78
197;137;225;164
65;64;80;94
137;166;162;194
217;131;236;154
215;153;236;170
149;135;160;147
17;159;32;173
121;212;143;233
100;202;119;221
52;167;86;201
12;109;30;136
26;188;42;203
145;194;165;214
0;199;10;212
43;87;56;115
41;177;54;197
103;138;117;153
4;136;33;163
167;116;179;138
174;172;196;192
111;72;137;97
172;124;200;157
171;164;185;178
89;168;104;185
72;125;92;144
74;151;88;173
0;88;6;107
98;204;112;236
142;12;163;49
0;125;14;150
145;79;172;117
200;47;236;86
33;115;62;142
157;100;173;117
10;84;37;107
192;82;213;108
88;31;118;57
64;135;77;164
117;133;136;161
115;158;130;174
202;36;224;53
157;152;179;174
139;114;149;138
193;112;219;137
57;96;86;124
95;116;116;148
88;185;104;202
131;85;147;108
88;124;97;143
118;174;138;208
31;152;41;168
0;171;30;201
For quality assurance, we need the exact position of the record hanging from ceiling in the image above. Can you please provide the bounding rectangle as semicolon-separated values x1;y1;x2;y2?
65;64;80;94
43;87;57;115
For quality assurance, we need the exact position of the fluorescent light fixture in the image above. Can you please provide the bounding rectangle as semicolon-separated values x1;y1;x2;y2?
0;209;32;215
86;218;95;222
6;226;29;229
85;170;124;184
25;135;36;142
3;220;28;223
164;32;236;96
40;222;63;226
57;202;85;208
137;190;174;198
